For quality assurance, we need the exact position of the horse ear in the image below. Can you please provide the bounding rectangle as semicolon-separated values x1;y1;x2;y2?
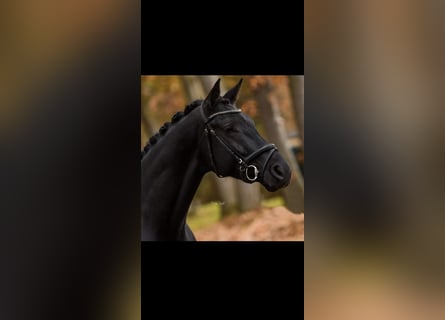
223;78;243;104
203;78;221;110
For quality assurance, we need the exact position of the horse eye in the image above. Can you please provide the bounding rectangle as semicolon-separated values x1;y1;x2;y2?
226;126;238;133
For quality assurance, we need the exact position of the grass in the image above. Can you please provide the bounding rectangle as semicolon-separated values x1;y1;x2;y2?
187;196;285;231
262;196;285;208
187;202;222;230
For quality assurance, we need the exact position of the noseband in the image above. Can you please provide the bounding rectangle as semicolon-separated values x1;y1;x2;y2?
201;106;277;182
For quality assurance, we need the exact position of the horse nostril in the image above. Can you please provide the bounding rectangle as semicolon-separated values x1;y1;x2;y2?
271;164;284;180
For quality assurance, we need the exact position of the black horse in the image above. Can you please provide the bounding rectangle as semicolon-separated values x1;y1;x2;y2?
141;79;291;241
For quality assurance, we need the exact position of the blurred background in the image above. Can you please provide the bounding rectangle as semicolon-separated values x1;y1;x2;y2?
1;2;141;320
306;0;445;319
141;75;304;240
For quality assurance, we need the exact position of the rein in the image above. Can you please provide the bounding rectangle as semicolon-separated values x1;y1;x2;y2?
200;106;277;181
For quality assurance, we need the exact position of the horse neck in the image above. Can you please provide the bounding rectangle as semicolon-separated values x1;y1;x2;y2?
141;110;207;240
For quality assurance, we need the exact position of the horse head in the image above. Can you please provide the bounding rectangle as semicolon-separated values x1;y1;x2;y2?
200;78;291;192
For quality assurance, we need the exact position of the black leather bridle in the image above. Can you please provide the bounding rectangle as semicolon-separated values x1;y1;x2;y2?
201;106;277;182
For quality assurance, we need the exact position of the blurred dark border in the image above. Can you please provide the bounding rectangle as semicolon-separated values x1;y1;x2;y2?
2;3;141;320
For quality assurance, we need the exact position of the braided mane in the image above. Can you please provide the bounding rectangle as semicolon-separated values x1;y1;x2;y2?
141;99;203;159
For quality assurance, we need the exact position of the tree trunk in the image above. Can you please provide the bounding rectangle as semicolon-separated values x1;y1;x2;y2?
181;76;205;101
194;76;239;216
141;107;154;137
289;76;304;144
237;182;262;213
141;94;155;149
252;79;304;213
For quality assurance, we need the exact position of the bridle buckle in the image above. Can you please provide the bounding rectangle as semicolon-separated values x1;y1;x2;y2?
245;165;259;181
